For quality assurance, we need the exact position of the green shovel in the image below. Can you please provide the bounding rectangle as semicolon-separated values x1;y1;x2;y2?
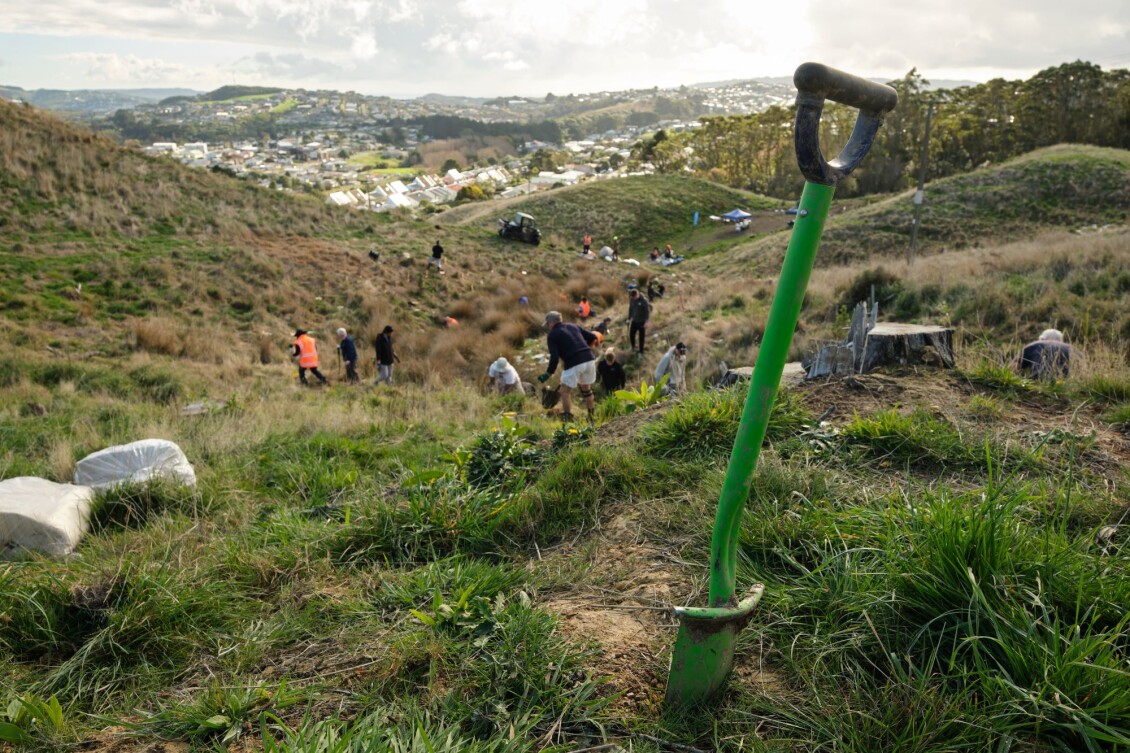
665;63;898;709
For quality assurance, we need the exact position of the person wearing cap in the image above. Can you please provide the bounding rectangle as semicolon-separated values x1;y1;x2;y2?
655;342;689;395
374;325;399;385
596;348;626;395
487;356;522;395
291;329;329;386
336;328;359;384
1015;328;1072;380
538;311;598;421
592;317;612;337
627;287;651;355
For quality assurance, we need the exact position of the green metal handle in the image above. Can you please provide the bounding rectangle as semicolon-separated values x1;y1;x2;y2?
707;181;835;607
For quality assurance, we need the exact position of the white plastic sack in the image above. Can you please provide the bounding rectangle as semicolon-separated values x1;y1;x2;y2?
0;477;94;557
74;439;196;490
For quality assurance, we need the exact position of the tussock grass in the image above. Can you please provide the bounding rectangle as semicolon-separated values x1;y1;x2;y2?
640;387;810;462
841;407;1006;471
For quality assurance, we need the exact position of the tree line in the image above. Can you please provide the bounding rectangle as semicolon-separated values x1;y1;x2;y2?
637;61;1130;199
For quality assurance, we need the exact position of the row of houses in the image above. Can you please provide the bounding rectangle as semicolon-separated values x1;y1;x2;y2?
326;165;515;212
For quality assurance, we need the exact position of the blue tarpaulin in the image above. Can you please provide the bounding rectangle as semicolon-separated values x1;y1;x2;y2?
721;208;751;221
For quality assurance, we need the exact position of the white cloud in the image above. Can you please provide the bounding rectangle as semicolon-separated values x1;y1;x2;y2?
3;0;1127;95
349;30;378;60
61;51;215;84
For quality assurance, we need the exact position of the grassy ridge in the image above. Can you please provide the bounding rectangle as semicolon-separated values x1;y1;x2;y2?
0;99;379;241
707;144;1130;275
440;175;780;251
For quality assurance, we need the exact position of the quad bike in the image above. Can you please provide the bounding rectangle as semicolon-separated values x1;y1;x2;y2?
498;212;541;245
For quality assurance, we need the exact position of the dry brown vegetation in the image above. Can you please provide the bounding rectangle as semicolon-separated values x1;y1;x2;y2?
412;135;516;172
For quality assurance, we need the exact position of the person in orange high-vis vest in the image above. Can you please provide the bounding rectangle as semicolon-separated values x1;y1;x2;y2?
577;296;591;320
582;234;592;255
291;329;328;386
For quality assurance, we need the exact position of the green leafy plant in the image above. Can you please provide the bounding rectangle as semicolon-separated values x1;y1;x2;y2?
1;693;65;745
613;375;668;412
463;417;542;489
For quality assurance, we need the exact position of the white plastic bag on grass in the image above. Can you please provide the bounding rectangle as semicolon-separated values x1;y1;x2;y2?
74;439;196;490
0;477;94;557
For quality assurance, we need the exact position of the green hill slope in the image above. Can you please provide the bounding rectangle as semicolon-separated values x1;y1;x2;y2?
0;99;378;241
705;144;1130;276
439;175;781;252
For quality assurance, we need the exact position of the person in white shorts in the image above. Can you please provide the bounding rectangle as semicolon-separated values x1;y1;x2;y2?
537;310;598;421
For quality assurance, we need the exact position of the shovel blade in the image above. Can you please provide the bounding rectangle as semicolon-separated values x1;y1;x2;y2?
664;585;764;710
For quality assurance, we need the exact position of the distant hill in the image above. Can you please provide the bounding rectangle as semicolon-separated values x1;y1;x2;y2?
199;85;284;102
108;88;199;101
418;93;490;106
1;86;146;114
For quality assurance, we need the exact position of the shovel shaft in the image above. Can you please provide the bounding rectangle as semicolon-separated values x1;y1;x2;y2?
707;180;835;607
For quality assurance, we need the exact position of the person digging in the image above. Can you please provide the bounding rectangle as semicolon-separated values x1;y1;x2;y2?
538;310;597;421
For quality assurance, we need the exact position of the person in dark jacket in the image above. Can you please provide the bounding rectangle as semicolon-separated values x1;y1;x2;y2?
336;328;359;384
1015;328;1072;380
374;325;399;385
429;240;444;274
627;288;651;355
596;348;626;395
538;310;597;420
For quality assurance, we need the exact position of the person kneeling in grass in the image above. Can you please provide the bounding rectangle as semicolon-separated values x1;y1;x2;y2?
538;310;597;421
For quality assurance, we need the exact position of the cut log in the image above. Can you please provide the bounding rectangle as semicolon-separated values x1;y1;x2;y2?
860;323;955;373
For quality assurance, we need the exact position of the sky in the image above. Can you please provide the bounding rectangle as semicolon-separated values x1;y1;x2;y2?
2;0;1128;97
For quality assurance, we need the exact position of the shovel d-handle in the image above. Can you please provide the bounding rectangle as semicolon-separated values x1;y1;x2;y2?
793;62;899;186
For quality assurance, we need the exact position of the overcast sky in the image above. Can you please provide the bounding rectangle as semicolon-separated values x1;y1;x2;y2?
2;0;1128;97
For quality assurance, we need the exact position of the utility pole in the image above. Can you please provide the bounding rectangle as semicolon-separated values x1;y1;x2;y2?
908;100;935;265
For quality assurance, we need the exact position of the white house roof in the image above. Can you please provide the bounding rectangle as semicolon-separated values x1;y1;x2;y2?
383;193;418;209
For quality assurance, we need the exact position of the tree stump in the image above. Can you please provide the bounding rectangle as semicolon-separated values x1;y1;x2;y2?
860;323;955;372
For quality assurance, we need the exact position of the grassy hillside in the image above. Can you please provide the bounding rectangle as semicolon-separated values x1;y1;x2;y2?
439;175;781;253
707;144;1130;274
0;99;379;241
0;101;645;385
3;102;1130;753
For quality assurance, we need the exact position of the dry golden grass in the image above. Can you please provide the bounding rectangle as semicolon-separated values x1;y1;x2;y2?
134;318;183;357
806;228;1128;303
47;437;75;482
